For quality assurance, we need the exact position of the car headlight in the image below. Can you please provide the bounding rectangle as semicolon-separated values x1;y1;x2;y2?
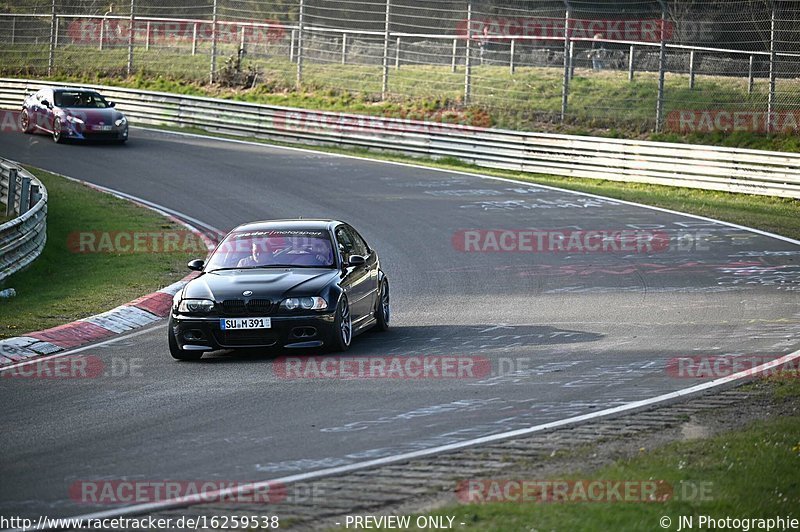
115;117;127;127
281;296;327;310
177;299;215;313
66;115;84;125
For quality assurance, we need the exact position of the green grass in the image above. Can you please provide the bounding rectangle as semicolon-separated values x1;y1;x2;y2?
369;378;800;532
4;43;799;151
0;169;199;339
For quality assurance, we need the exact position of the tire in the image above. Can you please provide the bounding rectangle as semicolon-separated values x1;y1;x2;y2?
52;119;64;144
329;297;352;352
168;317;203;361
374;281;390;332
19;109;33;134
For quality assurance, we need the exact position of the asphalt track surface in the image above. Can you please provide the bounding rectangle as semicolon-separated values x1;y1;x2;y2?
1;128;799;520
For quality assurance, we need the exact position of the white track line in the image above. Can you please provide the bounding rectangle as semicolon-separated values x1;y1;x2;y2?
21;348;800;531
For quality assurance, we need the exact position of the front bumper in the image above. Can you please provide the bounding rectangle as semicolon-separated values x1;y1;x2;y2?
171;312;337;351
63;122;128;141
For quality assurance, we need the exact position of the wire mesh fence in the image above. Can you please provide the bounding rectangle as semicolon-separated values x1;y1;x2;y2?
1;0;798;134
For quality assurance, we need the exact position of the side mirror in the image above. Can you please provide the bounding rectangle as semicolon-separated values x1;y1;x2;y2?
42;100;52;109
347;255;366;267
109;102;116;107
187;259;204;271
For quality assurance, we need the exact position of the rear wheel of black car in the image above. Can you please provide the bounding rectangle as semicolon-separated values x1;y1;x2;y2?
374;281;390;332
330;297;352;352
52;119;64;144
19;109;33;133
168;317;203;361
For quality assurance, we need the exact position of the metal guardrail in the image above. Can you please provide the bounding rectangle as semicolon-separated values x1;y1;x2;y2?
0;157;47;282
2;77;799;198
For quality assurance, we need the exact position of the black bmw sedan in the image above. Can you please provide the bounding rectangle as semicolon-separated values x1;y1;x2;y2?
168;220;390;360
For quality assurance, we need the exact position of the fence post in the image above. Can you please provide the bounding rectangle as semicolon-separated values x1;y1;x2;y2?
127;0;135;76
569;40;575;80
240;25;246;55
19;176;31;216
210;0;218;83
767;3;776;134
290;29;296;62
748;54;754;94
6;168;18;217
654;1;667;132
688;50;695;89
11;16;15;46
296;0;305;90
560;4;571;123
509;39;515;75
192;22;198;55
145;21;150;51
451;38;457;73
464;1;472;105
341;33;347;64
395;36;401;70
381;0;391;99
628;45;634;81
48;0;56;75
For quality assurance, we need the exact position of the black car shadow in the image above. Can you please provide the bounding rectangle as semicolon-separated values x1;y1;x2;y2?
194;324;604;364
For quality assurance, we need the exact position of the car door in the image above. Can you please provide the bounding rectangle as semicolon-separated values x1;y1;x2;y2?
335;225;373;323
36;89;55;131
28;89;47;131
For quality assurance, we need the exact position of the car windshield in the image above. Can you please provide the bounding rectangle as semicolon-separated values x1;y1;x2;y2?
54;91;109;109
205;229;336;270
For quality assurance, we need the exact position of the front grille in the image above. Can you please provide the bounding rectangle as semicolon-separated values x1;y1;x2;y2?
221;300;246;315
213;329;278;347
220;299;273;316
247;299;273;314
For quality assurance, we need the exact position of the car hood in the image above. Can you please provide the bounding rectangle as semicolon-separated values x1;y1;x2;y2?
60;107;123;125
183;268;340;301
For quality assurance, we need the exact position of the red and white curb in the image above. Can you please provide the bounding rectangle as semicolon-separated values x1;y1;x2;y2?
0;167;222;367
0;276;199;365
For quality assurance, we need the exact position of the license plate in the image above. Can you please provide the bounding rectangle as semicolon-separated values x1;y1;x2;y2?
220;317;271;330
94;125;113;131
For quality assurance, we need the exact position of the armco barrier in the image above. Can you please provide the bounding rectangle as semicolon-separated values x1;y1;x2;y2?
0;157;47;282
1;78;799;198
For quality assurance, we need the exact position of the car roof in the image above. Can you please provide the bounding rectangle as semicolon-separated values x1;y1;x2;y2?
52;88;98;93
231;219;343;233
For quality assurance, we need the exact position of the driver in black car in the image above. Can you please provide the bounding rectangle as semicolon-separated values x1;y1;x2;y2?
237;241;268;268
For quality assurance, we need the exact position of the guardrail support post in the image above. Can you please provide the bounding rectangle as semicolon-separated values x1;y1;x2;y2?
11;16;15;45
210;0;218;83
767;3;776;134
127;0;135;76
569;40;575;80
748;54;754;94
48;0;56;75
290;29;296;63
451;38;457;73
688;50;695;89
6;168;18;217
192;22;198;55
560;5;571;123
381;0;391;99
145;21;150;51
30;184;41;210
296;0;305;90
341;33;347;64
464;1;473;105
628;45;635;81
19;176;31;216
654;1;667;132
509;39;515;75
395;37;401;70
